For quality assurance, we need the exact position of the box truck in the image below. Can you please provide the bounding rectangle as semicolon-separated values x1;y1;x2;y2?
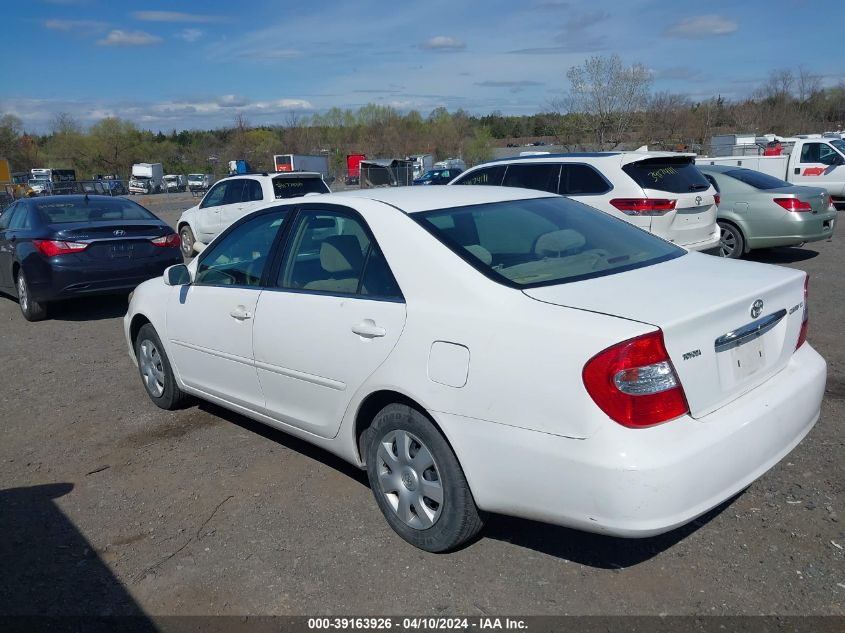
129;163;165;195
273;154;330;180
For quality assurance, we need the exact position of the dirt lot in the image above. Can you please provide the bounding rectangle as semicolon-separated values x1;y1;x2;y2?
0;192;842;617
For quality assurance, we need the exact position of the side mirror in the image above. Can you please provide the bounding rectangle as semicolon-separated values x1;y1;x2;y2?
164;264;191;286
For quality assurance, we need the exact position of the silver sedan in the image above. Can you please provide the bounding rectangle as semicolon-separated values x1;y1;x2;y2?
699;165;837;258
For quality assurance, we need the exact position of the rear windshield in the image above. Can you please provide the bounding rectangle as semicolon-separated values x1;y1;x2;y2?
724;169;790;190
622;157;710;194
34;198;158;223
416;197;683;288
272;177;330;199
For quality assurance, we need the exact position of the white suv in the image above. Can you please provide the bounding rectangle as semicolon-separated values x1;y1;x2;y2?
178;172;330;256
450;152;721;251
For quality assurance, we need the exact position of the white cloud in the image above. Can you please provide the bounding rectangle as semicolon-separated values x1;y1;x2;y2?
97;29;162;46
44;19;107;32
179;28;204;42
238;48;303;60
131;11;223;23
665;15;738;38
420;36;466;51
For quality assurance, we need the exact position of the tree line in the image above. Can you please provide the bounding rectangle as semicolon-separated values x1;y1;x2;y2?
2;55;844;181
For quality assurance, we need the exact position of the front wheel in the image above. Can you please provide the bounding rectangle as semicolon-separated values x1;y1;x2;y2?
17;271;47;321
135;323;189;410
366;404;486;552
718;222;744;259
179;225;196;257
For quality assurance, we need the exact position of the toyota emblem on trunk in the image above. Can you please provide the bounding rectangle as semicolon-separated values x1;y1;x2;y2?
113;229;126;236
695;195;702;205
751;299;764;318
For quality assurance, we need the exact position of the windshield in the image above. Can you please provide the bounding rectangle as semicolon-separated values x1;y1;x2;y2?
132;175;151;181
272;177;330;198
622;157;711;193
164;176;176;182
420;170;448;180
188;174;203;180
724;169;791;190
34;198;158;223
416;197;684;288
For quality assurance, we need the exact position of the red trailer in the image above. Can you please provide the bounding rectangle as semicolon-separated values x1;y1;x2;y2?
345;153;366;185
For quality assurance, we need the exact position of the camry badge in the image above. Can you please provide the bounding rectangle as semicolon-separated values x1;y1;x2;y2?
751;299;764;319
113;229;126;236
695;195;702;206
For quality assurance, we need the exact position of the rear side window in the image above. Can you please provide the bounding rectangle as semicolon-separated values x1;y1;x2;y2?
559;164;611;195
272;177;330;199
502;164;560;194
417;197;684;288
724;169;790;190
622;158;710;194
454;165;506;186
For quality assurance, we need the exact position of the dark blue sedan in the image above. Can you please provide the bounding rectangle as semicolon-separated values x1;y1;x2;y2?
0;195;182;321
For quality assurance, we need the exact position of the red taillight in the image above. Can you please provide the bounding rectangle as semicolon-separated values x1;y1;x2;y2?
774;198;812;212
583;330;689;428
609;198;677;216
151;233;181;248
828;195;836;211
796;274;809;349
33;239;89;257
714;194;721;206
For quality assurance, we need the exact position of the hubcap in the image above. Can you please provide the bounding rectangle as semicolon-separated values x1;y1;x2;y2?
17;275;28;313
180;230;193;256
138;339;166;397
376;429;443;529
719;229;737;258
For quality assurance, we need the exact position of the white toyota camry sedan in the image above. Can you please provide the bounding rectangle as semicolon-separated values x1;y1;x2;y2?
124;186;826;552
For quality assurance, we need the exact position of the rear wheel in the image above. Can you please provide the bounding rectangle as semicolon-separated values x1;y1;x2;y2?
366;403;486;552
179;225;196;257
135;323;188;410
718;221;744;259
16;271;47;321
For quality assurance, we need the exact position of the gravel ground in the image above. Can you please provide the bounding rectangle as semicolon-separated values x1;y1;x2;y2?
0;192;842;617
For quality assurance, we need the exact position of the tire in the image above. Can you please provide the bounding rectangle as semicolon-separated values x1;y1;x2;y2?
366;403;486;552
134;323;189;410
718;221;744;259
179;225;196;257
16;270;47;321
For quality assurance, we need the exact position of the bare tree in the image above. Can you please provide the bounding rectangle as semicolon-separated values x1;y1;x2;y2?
796;66;822;102
566;54;652;148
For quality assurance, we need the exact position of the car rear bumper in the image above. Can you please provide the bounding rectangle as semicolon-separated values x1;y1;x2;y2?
746;214;836;249
679;228;722;252
439;342;825;537
25;255;182;302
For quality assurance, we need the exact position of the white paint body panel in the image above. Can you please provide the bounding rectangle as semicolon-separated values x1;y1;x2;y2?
125;186;826;538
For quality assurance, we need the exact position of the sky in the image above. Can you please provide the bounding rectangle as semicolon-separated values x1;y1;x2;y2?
2;0;844;133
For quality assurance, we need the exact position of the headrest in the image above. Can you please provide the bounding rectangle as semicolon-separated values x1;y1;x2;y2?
465;244;493;266
320;235;363;273
534;229;586;258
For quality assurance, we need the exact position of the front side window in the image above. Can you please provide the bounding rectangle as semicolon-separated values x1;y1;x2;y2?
798;143;841;165
502;164;560;194
417;197;684;288
622;157;710;193
278;210;401;298
200;182;228;209
453;165;506;186
195;210;287;287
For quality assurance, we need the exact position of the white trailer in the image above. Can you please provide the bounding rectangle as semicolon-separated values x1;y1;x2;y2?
408;154;434;179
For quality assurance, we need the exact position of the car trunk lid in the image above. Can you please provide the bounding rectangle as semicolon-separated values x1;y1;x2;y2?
51;222;171;260
523;253;808;419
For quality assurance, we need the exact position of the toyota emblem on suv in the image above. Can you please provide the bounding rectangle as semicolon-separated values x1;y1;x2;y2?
751;299;764;319
695;195;702;206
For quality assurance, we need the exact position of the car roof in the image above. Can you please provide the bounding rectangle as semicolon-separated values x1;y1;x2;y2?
479;150;695;168
222;171;323;180
317;185;554;214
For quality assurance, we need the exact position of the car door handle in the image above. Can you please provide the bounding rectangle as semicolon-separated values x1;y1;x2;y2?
229;305;253;320
351;319;386;338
